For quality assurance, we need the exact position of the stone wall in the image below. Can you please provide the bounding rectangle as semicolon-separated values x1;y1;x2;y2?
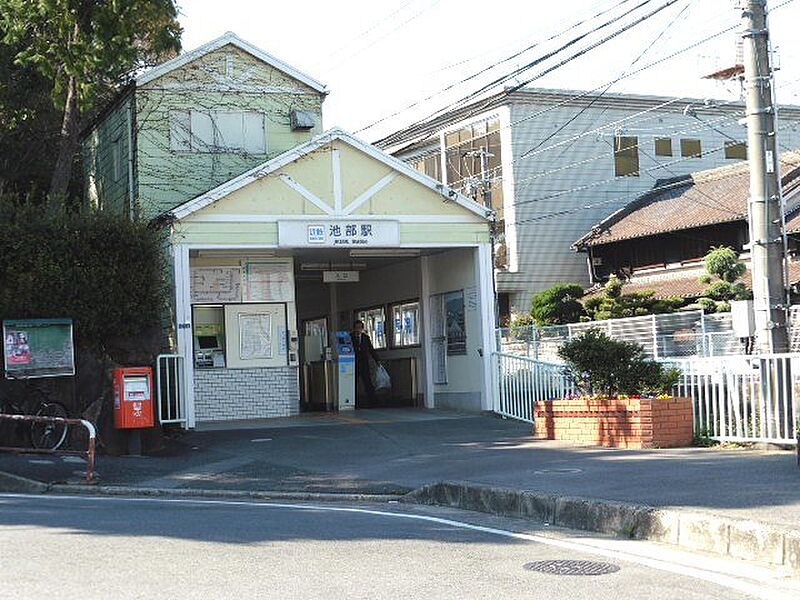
534;397;693;449
194;366;300;422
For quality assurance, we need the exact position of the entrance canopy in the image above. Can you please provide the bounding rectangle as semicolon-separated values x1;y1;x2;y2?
168;128;491;247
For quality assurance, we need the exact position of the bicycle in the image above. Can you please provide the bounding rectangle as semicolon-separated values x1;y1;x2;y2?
0;374;69;451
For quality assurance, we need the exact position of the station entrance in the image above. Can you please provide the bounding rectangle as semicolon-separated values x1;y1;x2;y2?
168;129;496;428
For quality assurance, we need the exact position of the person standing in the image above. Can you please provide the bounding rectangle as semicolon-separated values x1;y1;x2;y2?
350;320;380;408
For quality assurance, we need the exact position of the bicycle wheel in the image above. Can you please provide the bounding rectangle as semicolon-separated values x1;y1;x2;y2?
0;392;15;447
31;402;69;451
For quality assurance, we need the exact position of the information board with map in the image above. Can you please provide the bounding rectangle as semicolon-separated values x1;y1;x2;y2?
238;313;273;360
3;318;75;378
190;267;242;303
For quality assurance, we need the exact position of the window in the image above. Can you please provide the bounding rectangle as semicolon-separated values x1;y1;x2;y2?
356;307;387;349
724;141;747;159
680;138;702;158
613;136;639;177
411;153;442;182
443;117;503;210
391;301;420;347
111;138;123;182
654;138;672;157
169;110;266;154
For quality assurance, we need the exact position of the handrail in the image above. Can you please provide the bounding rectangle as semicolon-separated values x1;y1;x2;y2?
0;414;96;482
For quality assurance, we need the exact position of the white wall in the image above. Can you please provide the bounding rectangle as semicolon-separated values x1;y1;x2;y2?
427;248;484;411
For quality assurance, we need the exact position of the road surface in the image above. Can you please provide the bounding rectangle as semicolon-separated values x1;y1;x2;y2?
0;493;797;599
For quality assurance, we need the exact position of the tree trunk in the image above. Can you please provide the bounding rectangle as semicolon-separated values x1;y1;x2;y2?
48;75;80;201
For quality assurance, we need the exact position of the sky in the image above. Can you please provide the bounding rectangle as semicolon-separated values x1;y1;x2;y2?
176;0;800;142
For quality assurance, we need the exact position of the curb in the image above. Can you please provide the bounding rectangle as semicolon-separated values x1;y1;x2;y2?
48;483;407;504
0;470;49;494
406;481;800;574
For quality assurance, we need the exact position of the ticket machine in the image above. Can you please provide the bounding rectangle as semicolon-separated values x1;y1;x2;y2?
335;331;355;410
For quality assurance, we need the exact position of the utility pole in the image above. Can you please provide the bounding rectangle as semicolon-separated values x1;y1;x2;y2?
741;0;789;353
465;147;499;326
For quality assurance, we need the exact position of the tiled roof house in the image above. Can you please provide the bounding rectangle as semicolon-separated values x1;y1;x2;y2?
574;150;800;299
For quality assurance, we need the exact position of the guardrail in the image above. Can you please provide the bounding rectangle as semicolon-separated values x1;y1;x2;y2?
0;414;96;482
156;354;186;426
493;352;574;424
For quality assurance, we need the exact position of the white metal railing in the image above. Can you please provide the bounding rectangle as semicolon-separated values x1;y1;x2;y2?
156;354;186;426
665;353;800;445
493;352;574;424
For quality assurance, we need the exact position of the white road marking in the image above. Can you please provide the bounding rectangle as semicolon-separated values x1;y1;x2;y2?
0;493;795;600
250;438;273;443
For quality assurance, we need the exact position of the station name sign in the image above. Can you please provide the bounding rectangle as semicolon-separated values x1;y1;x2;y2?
278;220;400;247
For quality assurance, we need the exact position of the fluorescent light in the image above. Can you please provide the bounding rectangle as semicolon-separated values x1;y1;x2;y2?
300;262;367;271
349;249;421;258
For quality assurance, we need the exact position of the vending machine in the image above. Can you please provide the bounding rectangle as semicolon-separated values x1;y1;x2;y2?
335;331;355;411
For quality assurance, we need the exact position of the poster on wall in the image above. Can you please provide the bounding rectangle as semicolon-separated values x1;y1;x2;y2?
244;262;294;303
238;313;272;360
3;318;75;378
191;267;242;303
444;290;467;355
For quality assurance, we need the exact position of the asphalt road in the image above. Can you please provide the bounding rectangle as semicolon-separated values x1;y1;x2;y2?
1;493;797;600
2;410;800;527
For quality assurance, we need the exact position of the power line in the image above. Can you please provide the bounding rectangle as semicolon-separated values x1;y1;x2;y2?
375;0;677;147
355;0;639;135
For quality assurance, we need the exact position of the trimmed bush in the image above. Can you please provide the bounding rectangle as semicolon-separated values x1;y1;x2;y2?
558;329;680;396
0;200;167;356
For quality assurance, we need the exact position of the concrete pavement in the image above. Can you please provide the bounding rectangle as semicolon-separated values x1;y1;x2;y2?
2;492;797;600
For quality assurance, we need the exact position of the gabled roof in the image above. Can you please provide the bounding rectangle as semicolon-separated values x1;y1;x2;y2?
574;150;800;249
168;128;491;221
136;32;327;93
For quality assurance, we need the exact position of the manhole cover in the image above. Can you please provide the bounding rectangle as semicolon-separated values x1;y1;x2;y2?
523;560;620;576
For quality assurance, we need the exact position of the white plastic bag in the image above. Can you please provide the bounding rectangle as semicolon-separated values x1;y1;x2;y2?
374;363;391;391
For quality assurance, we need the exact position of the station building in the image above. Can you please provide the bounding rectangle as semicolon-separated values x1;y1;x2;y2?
81;34;497;427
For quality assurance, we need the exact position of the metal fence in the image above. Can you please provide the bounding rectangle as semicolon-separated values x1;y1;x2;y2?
500;307;800;362
497;310;748;361
665;354;800;445
156;354;186;427
492;348;799;445
493;352;574;424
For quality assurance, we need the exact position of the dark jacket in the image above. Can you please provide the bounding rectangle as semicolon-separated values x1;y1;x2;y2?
350;331;379;364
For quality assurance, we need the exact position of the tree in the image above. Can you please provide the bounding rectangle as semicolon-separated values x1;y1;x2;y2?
529;283;585;326
583;276;684;321
0;36;63;196
558;329;680;396
698;246;751;313
0;0;182;200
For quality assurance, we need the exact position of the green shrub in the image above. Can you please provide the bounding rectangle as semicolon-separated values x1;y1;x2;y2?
0;200;167;358
558;329;678;396
530;283;585;325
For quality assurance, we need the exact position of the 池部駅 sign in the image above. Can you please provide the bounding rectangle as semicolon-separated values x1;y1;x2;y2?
278;220;400;247
3;318;75;379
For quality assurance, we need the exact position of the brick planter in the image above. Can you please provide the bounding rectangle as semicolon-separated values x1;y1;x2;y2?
533;396;693;449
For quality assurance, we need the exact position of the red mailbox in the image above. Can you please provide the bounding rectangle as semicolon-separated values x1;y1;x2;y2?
113;367;155;429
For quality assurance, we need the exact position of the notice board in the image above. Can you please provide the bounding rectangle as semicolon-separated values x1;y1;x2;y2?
3;318;75;378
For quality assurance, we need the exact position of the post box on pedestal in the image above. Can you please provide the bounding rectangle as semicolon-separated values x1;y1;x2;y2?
113;367;155;429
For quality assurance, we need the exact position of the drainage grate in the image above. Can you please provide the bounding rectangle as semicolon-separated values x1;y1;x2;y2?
523;560;620;576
